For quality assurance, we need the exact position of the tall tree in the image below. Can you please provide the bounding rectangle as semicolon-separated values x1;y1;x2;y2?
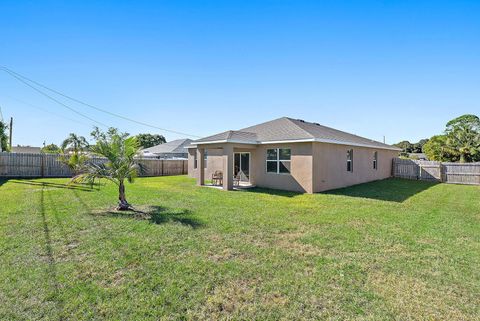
394;140;413;153
0;121;9;152
73;128;144;210
135;133;166;149
412;138;429;153
61;133;89;153
445;114;480;163
423;135;458;162
61;133;90;175
41;143;61;154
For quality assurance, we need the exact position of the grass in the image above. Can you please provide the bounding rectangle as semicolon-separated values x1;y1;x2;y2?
0;176;479;320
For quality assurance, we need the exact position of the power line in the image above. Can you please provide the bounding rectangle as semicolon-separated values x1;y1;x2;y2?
2;68;110;128
3;95;92;127
0;66;202;138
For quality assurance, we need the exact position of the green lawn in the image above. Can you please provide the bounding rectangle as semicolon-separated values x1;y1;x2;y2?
0;176;479;320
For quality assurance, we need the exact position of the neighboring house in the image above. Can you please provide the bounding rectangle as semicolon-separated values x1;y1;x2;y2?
11;146;42;154
408;153;428;160
188;117;401;193
139;138;192;159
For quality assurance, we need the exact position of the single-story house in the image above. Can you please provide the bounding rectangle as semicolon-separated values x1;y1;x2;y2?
408;153;428;160
11;146;42;154
139;139;192;159
188;117;401;193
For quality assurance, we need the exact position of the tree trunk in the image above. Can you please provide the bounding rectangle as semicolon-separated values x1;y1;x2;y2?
460;154;466;163
117;180;130;210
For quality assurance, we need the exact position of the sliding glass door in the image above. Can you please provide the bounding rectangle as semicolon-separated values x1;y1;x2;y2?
234;152;250;182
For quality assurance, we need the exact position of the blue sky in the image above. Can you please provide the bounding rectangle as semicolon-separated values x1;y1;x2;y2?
0;0;479;146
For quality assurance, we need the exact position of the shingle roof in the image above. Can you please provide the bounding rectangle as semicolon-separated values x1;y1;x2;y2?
195;130;258;144
141;139;192;154
193;117;401;150
285;118;400;150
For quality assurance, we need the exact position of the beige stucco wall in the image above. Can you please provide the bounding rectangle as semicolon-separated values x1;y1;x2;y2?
251;143;313;193
188;148;224;180
312;142;398;192
188;143;314;193
188;142;398;194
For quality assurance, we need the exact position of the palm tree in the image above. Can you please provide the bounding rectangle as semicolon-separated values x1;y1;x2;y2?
72;130;144;210
447;131;480;163
445;115;480;163
60;133;89;175
61;133;89;153
422;135;459;162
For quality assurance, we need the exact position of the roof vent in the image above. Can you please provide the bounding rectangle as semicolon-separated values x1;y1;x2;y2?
314;123;320;126
297;119;305;123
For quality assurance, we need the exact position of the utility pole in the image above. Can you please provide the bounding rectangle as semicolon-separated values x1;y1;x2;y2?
383;135;386;144
9;117;13;150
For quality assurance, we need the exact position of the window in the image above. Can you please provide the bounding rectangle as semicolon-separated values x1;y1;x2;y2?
373;151;378;170
193;150;207;169
266;148;291;174
347;149;353;172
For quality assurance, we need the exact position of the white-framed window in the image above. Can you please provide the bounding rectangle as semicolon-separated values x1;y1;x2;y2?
373;151;378;170
347;149;353;172
266;148;291;174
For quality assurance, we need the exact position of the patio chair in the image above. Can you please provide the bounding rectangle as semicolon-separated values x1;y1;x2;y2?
233;174;241;186
212;170;223;186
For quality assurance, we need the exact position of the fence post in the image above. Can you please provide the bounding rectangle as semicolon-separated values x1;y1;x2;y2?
41;153;46;178
0;153;4;177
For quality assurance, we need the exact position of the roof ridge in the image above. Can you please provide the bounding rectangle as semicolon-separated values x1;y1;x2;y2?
289;118;393;147
284;117;315;139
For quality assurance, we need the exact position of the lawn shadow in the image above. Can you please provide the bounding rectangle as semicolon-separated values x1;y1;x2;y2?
39;186;64;315
0;178;7;188
95;205;204;229
246;187;302;198
243;178;437;202
323;178;438;203
10;179;96;191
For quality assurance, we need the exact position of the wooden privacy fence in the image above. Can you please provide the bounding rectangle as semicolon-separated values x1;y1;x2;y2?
0;152;188;178
393;158;480;185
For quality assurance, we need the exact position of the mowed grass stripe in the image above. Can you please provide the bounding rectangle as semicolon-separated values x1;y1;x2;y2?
0;177;479;320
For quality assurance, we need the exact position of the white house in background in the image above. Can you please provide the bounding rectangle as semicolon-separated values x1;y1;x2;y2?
11;146;42;154
139;138;192;159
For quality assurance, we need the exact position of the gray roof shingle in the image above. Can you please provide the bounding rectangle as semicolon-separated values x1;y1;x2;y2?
141;139;192;154
194;117;400;150
195;130;258;144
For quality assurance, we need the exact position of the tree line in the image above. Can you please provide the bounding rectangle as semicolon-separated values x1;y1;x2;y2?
394;114;480;163
0;120;10;152
41;132;166;154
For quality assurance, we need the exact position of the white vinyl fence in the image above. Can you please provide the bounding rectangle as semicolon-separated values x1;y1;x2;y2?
0;152;188;178
393;158;480;185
